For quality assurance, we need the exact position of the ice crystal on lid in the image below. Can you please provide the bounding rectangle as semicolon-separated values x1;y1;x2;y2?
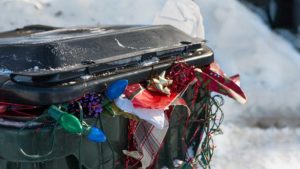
0;69;12;76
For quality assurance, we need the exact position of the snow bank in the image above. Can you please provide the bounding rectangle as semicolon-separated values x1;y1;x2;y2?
194;0;300;168
196;0;300;127
0;0;204;38
212;124;300;169
0;0;164;31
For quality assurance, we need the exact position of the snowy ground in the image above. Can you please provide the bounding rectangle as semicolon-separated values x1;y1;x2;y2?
1;0;300;168
197;0;300;168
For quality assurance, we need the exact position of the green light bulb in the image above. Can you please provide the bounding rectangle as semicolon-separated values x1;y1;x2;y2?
48;105;83;134
59;113;83;134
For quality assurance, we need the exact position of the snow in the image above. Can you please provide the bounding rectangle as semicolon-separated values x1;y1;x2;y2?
114;38;137;50
276;29;300;51
196;0;300;168
196;0;300;126
212;125;300;169
0;0;165;31
0;69;12;76
1;0;300;168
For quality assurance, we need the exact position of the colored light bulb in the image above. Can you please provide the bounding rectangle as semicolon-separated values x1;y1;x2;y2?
59;113;83;134
105;79;128;100
48;105;83;134
87;127;106;143
48;106;107;142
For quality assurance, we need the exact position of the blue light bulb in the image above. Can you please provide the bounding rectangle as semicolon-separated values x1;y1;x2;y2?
105;79;128;100
87;127;106;143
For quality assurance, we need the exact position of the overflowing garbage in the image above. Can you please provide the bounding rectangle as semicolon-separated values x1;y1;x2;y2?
0;25;246;169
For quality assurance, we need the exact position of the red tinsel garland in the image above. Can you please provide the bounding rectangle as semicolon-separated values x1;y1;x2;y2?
167;60;201;106
167;60;196;93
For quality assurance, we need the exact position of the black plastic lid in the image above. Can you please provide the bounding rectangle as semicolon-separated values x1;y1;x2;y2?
0;25;212;105
0;25;202;72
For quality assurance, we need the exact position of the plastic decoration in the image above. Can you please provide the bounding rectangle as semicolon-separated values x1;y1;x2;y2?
103;101;139;120
105;80;128;100
48;105;83;134
68;93;103;118
86;126;106;143
147;71;173;95
48;105;107;142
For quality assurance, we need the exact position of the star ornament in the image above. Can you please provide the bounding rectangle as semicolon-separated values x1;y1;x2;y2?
147;71;173;95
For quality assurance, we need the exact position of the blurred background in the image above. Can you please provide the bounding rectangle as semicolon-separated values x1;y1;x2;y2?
1;0;299;168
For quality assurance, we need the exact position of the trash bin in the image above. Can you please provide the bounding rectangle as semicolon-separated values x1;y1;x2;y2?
0;25;215;169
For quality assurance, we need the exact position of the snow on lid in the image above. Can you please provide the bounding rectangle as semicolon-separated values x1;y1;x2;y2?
0;27;109;45
0;68;12;76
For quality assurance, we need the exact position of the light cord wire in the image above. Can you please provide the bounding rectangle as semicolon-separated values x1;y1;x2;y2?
76;101;84;169
17;114;58;159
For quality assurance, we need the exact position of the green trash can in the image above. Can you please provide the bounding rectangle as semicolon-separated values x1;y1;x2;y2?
0;25;214;169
